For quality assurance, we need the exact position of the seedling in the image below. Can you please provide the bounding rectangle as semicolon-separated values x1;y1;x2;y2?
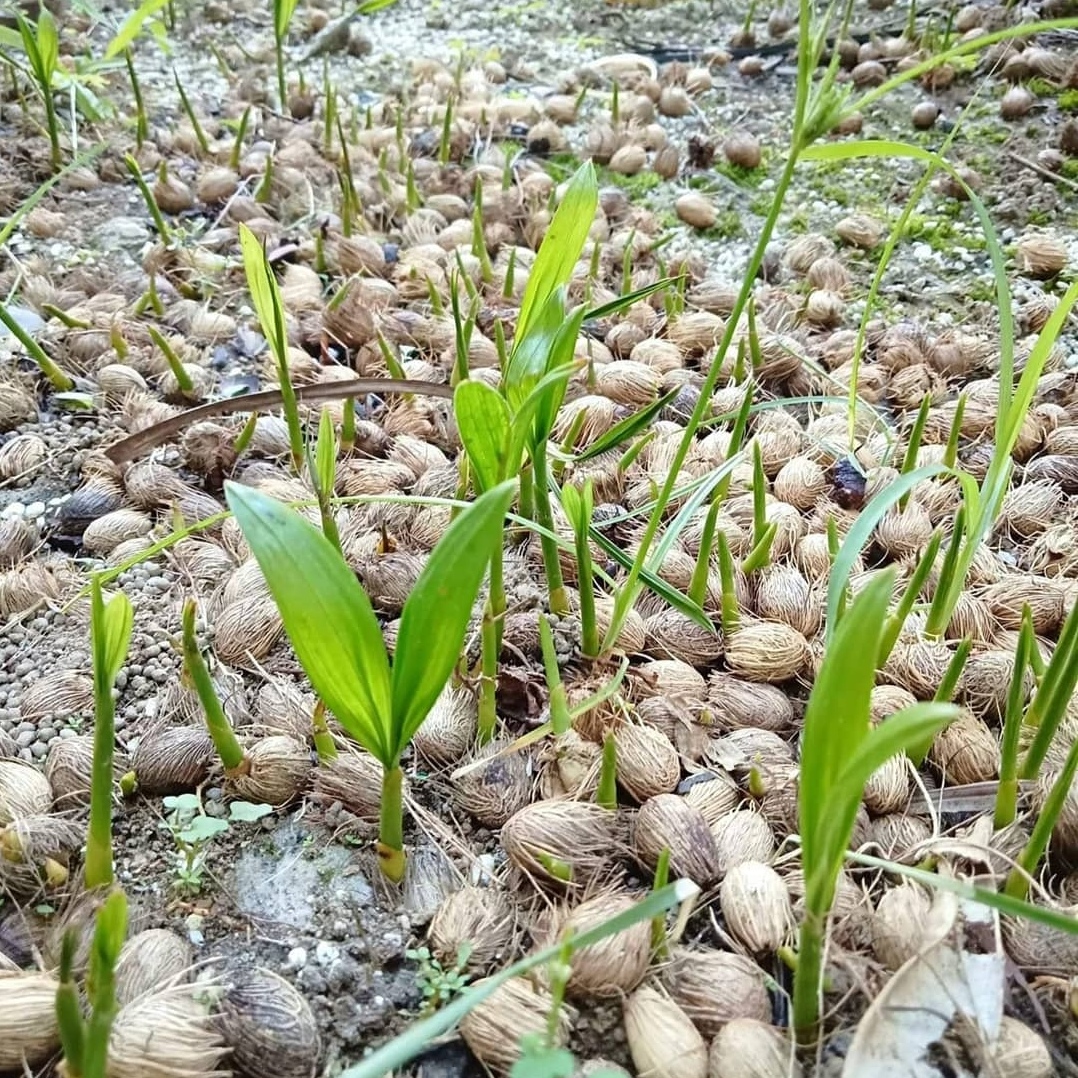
406;944;472;1015
0;302;75;391
123;154;172;243
124;51;148;150
560;481;599;659
271;0;301;108
225;479;515;880
15;10;62;170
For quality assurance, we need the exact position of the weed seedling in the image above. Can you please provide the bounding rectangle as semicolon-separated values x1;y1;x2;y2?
406;944;473;1015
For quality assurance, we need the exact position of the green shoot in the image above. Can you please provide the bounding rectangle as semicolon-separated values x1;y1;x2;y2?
942;394;966;470
181;601;246;772
225;479;515;880
312;701;338;763
272;0;301;108
877;531;943;664
688;498;721;610
173;70;210;155
995;616;1033;830
908;637;971;765
597;731;617;811
147;325;194;394
0;302;74;390
898;397;931;510
561;481;599;659
539;614;571;736
123;154;172;243
124;51;147;150
86;576;134;890
715;531;740;635
239;223;304;472
230;106;250;172
310;407;343;554
16;10;62;171
795;569;958;1041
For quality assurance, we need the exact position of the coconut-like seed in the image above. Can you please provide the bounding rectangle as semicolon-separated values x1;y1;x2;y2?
682;772;741;824
981;577;1063;634
835;213;883;249
753;565;820;638
19;671;93;722
862;754;910;816
219;967;320;1078
785;868;873;950
413;685;478;766
132;726;216;794
720;861;791;954
1003;906;1078;973
759;768;799;835
871;881;932;970
634;793;722;886
874;501;932;557
661;947;770;1037
983;1017;1053;1078
997;480;1063;538
961;650;1030;721
213;597;284;662
710;810;775;875
428;885;516;973
644;611;723;665
706;673;794;733
724;621;809;683
614;722;682;802
454;740;532;827
927;710;998;784
537;731;602;800
0;760;53;825
548;890;653;998
501;800;617;887
883;639;954;699
463;978;573;1074
1015;234;1068;278
0;971;61;1068
108;987;229;1078
624;984;707;1078
869;812;932;862
630;659;708;701
0;517;34;566
869;684;919;724
312;748;385;821
115;929;192;1005
773;456;827;510
253;678;314;742
709;1018;802;1078
231;736;310;805
708;728;794;784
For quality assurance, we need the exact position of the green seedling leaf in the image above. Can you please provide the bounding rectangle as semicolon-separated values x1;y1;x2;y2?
239;224;287;360
570;389;679;463
229;801;273;823
357;0;401;12
582;277;678;322
179;816;230;844
515;161;597;342
391;481;516;748
104;0;168;59
273;0;302;38
164;793;201;813
455;379;511;492
94;587;134;686
225;481;393;761
511;1041;575;1078
315;407;337;495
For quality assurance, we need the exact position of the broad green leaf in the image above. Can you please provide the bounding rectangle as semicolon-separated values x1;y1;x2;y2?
532;306;587;442
35;9;57;75
826;462;951;640
504;286;568;416
179;816;230;843
229;801;273;822
224;482;394;762
390;481;516;750
164;794;201;813
104;0;169;59
455;380;511;492
239;224;287;361
339;879;698;1078
515;162;597;343
0;26;22;49
92;587;133;686
273;0;302;39
800;570;893;902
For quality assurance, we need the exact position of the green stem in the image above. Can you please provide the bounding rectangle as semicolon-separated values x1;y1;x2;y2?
181;601;246;772
688;498;720;609
716;531;740;635
378;763;406;882
539;614;571;735
0;303;74;390
533;442;568;615
597;731;617;810
86;583;115;891
792;908;825;1044
478;597;499;745
518;461;535;522
123;154;171;244
312;702;338;763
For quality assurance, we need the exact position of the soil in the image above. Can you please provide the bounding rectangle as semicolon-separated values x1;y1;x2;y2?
1;0;1078;1074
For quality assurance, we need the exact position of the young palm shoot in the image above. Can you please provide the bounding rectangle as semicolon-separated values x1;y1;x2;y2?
86;577;134;890
239;223;304;472
715;531;741;636
56;888;128;1078
272;0;301;108
538;614;572;737
561;481;600;659
226;479;515;880
795;570;958;1042
994;616;1034;830
16;10;62;171
596;732;617;811
309;408;343;555
0;302;75;390
123;154;172;243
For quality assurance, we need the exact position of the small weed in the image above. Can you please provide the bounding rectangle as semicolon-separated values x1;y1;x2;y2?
1059;88;1078;113
406;944;472;1014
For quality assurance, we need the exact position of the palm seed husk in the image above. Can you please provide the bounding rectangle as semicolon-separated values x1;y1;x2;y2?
454;740;533;827
707;728;794;784
719;860;792;954
624;983;707;1078
644;611;723;664
413;685;478;766
633;793;722;886
614;722;681;802
982;577;1064;634
635;696;712;762
0;813;81;895
45;734;98;806
710;810;776;876
723;620;809;683
752;565;821;637
549;888;652;998
982;1017;1053;1078
869;812;932;862
682;771;741;824
428;885;517;973
213;597;284;662
0;759;53;824
927;710;999;784
219;966;321;1078
132;725;216;794
501;800;619;888
537;731;601;800
115;929;192;1006
871;880;932;970
0;518;34;566
254;678;315;743
460;976;572;1073
0;971;61;1069
18;671;93;722
312;747;385;822
862;754;910;816
228;735;310;805
707;673;795;733
709;1018;803;1078
660;947;771;1037
1003;905;1078;974
106;986;229;1078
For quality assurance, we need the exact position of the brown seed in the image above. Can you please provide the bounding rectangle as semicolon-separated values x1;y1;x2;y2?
231;735;310;806
0;433;47;480
709;1019;802;1078
871;881;932;969
835;213;884;249
682;772;741;823
460;976;572;1072
675;192;717;230
869;812;931;861
0;971;61;1069
659;86;692;117
218;967;320;1078
662;947;770;1037
615;723;682;802
645;611;723;665
453;740;532;827
0;760;52;825
609;144;648;176
862;754;910;816
723;131;762;169
710;810;775;875
312;748;385;821
132;725;216;795
707;674;794;732
413;686;477;766
653;144;680;179
1003;905;1078;974
753;565;820;638
19;671;93;722
984;1017;1053;1078
720;861;791;953
634;793;722;886
911;100;939;129
115;929;192;1005
501;800;618;888
724;621;810;683
428;886;516;973
927;710;998;784
0;814;81;895
1015;233;1068;279
625;984;707;1078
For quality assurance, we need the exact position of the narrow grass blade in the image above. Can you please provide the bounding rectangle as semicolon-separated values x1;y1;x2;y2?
390;481;516;749
224;481;392;761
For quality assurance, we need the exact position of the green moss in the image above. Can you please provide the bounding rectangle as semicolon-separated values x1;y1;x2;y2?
1062;159;1078;181
598;166;663;196
902;213;987;253
1060;89;1078;114
703;210;745;240
1027;207;1052;226
716;160;767;188
1027;77;1059;98
749;191;775;216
